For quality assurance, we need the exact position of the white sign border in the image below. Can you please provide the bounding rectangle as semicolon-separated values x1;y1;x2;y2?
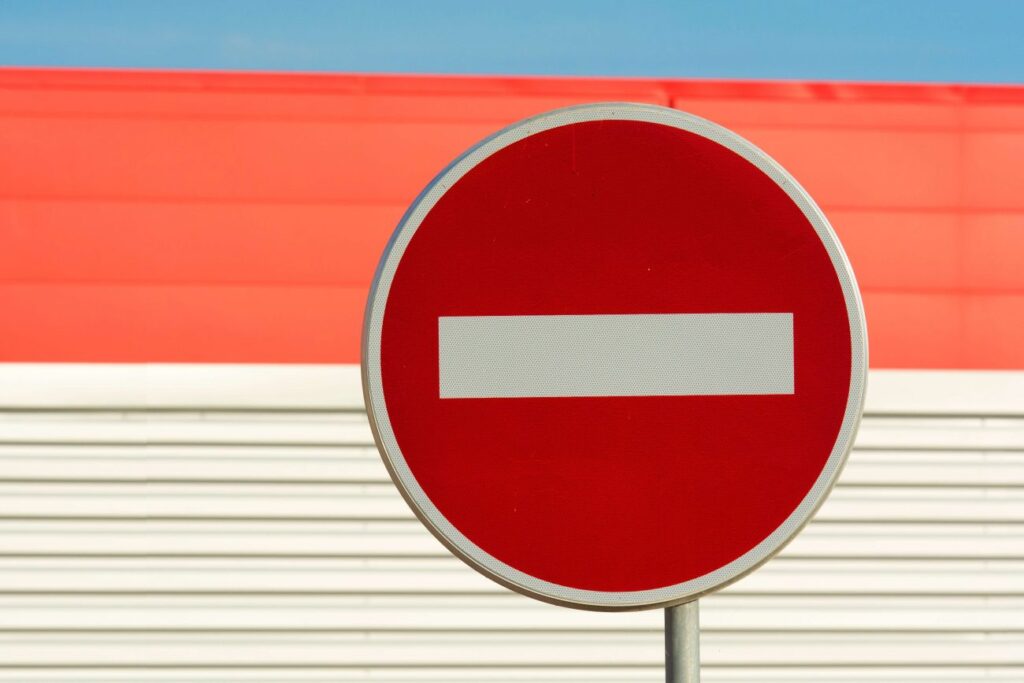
362;102;868;611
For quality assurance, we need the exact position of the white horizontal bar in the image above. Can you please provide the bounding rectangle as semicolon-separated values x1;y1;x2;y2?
0;363;364;410
438;313;793;398
869;369;1024;415
0;519;1020;559
0;364;1019;415
1;595;1022;631
0;632;1021;667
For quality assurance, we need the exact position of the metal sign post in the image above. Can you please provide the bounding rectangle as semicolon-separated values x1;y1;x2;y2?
666;601;700;682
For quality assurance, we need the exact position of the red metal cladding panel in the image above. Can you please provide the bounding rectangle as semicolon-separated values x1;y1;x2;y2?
963;131;1024;209
726;127;963;209
0;68;1022;368
861;292;966;369
828;211;962;291
0;284;367;363
0;117;499;203
0;200;401;285
963;214;1024;291
965;296;1024;368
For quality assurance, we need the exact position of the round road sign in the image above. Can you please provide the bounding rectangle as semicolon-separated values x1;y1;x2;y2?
363;103;867;610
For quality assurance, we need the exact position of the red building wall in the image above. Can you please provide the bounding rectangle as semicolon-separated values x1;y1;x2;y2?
1;68;1022;368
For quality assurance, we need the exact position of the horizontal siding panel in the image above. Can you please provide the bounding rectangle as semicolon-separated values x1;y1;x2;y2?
676;97;964;130
0;118;493;204
0;520;449;557
865;295;1024;371
828;210;962;291
1;520;1022;560
1;446;1022;487
0;671;1023;683
782;522;1024;559
0;75;671;122
0;632;1021;667
729;128;961;209
0;447;385;482
2;482;1023;523
25;200;1015;299
0;482;407;519
853;417;1024;450
0;366;1017;415
6;116;987;210
0;445;385;482
818;486;1024;523
0;200;402;286
0;285;367;364
964;132;1024;208
0;369;1019;676
0;364;368;411
964;294;1024;369
839;451;1024;486
0;670;1023;682
0;595;1020;631
0;481;1019;524
0;558;1019;596
861;292;968;369
962;212;1024;291
2;413;1022;449
0;413;374;445
0;673;674;683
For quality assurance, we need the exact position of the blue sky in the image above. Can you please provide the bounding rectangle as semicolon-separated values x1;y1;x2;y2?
1;0;1022;83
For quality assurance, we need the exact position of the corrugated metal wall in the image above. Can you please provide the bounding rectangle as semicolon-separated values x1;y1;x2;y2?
1;68;1023;679
2;69;1023;369
0;366;1020;680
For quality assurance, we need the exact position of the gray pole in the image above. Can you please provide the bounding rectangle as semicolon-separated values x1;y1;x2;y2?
665;600;700;682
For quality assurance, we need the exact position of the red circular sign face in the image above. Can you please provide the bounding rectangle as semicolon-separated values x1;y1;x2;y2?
364;104;866;610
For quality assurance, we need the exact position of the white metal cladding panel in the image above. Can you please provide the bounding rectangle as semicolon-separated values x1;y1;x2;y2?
0;366;1021;681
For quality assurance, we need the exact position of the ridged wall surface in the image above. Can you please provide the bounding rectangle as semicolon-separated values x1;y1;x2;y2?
0;368;1019;680
1;69;1023;368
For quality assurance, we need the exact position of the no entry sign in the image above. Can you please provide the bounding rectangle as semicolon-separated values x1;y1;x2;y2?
363;103;867;610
